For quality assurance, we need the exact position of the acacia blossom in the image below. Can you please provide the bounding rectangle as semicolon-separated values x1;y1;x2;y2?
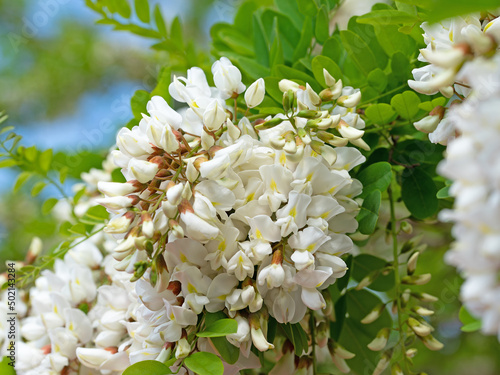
4;57;369;374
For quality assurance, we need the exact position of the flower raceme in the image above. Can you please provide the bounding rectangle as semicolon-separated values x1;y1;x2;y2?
9;57;369;375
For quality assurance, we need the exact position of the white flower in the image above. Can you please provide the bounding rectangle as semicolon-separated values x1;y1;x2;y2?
203;99;227;131
212;57;246;99
244;78;265;108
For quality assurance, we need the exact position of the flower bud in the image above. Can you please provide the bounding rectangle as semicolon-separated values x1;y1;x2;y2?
169;219;184;238
361;303;385;324
96;195;139;211
337;90;361;108
407;251;419;275
338;122;364;140
413;115;440;134
306;83;321;107
254;117;284;130
367;327;390;351
203;99;227;131
412;292;438;302
419;334;444;351
296;110;321;119
406;348;417;358
98;181;140;197
350;137;371;151
297;127;311;144
323;68;336;87
141;212;154;238
129;159;159;183
175;337;191;359
26;237;42;264
400;220;413;234
412;306;434;316
226;118;241;139
105;212;135;234
167;183;184;206
245;78;265;108
407;317;432;336
279;79;300;93
373;352;390;375
401;273;431;285
391;363;404;375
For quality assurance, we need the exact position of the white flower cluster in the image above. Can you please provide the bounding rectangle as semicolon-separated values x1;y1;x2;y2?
10;238;104;374
90;58;366;368
5;57;368;374
409;14;500;144
410;12;500;341
438;46;500;340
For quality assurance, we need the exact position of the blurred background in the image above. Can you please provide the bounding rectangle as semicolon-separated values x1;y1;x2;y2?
1;1;499;374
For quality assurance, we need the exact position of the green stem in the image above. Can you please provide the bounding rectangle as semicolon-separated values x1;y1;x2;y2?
388;182;410;375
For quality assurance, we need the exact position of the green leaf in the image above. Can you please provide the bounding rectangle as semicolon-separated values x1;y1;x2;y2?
315;5;329;44
59;167;68;184
134;0;150;23
296;0;318;16
311;55;343;88
24;145;38;162
184;352;224;375
356;162;392;199
367;68;388;92
31;181;47;196
232;56;270;81
401;167;439;220
391;52;411;83
365;103;396;125
115;0;131;18
357;9;419;25
376;25;416;57
131;90;150;120
253;14;270;67
0;357;16;375
321;36;343;62
69;223;87;236
85;205;110;221
436;185;451;199
14;171;31;192
123;360;171;375
391;90;421;120
42;198;59;215
0;159;18;169
204;312;239;364
459;306;482;332
282;323;309;356
0;126;14;135
428;0;500;22
170;16;184;49
293;16;313;61
197;319;238;337
340;30;377;75
154;4;167;37
357;190;381;235
39;149;53;172
351;254;394;292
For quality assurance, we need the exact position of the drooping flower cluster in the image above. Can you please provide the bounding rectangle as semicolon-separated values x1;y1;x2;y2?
439;51;500;340
90;58;366;370
409;13;500;144
4;57;369;374
411;14;500;340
